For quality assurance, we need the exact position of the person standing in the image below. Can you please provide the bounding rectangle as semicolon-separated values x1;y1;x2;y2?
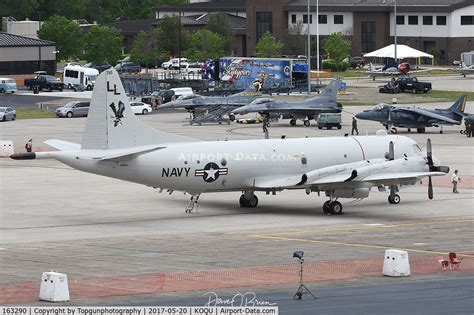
25;139;33;153
451;170;461;193
351;117;359;135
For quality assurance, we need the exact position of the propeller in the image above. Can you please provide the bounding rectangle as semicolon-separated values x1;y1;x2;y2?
426;138;434;199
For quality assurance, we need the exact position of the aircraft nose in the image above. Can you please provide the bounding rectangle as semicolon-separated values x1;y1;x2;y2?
355;111;370;120
232;106;247;115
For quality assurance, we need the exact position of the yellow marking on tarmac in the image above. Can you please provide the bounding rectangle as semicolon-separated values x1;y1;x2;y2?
251;218;474;237
251;234;474;258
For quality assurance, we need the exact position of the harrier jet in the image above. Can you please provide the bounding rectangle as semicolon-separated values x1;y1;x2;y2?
356;96;467;134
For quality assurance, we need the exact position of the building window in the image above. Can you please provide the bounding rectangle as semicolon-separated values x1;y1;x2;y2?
319;15;327;24
423;16;433;25
408;15;418;25
256;12;273;42
361;21;376;53
436;16;447;25
303;14;313;24
291;14;296;24
396;15;404;25
334;15;343;24
461;16;474;25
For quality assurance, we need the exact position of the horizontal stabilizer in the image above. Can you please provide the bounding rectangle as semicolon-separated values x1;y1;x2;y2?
96;145;166;161
45;139;81;151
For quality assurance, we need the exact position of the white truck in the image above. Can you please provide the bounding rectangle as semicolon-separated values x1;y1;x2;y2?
63;65;99;90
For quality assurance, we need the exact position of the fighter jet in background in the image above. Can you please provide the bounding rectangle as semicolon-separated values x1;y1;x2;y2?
356;96;467;134
159;74;268;115
231;79;343;127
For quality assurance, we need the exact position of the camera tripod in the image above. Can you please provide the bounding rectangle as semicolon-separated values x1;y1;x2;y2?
293;259;317;300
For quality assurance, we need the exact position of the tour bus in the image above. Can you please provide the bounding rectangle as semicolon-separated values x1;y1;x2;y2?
63;65;99;90
0;77;17;93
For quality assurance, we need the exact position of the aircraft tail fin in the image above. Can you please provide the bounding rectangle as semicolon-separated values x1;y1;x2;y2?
238;73;269;96
308;79;342;100
461;61;467;69
82;69;197;150
448;95;467;117
368;62;376;72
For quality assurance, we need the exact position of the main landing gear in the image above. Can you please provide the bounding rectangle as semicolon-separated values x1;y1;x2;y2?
322;200;343;215
239;191;258;208
388;185;400;204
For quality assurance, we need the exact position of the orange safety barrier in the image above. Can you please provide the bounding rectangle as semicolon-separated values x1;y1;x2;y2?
1;255;473;304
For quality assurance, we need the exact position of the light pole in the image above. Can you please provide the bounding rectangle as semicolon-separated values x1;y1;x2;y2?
393;0;397;62
307;0;311;95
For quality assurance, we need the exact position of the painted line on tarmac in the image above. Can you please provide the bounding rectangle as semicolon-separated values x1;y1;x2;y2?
251;218;474;237
251;234;474;258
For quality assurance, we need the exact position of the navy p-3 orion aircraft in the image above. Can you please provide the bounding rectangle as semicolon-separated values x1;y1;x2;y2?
356;96;467;134
11;69;449;215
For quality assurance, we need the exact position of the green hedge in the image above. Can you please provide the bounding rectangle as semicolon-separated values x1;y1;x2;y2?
322;60;349;71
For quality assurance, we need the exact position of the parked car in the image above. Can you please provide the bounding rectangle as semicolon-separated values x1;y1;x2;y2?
130;101;152;115
350;56;365;68
55;101;90;118
24;75;63;92
182;62;203;75
115;62;141;74
84;62;112;73
141;91;160;106
317;113;342;130
0;78;17;93
161;58;189;70
0;107;16;121
396;77;432;93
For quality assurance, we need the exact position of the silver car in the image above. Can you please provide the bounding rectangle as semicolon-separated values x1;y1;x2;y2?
56;101;90;118
0;107;16;121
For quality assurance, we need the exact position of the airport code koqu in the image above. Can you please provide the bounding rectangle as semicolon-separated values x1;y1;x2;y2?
0;307;278;315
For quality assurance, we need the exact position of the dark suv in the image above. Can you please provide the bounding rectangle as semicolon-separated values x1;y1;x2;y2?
115;62;141;74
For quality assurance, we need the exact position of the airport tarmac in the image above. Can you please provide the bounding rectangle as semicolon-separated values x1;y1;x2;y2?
0;100;473;312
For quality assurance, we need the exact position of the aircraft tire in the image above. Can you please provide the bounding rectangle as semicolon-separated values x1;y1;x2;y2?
239;194;258;208
331;201;343;215
304;120;310;127
229;114;235;121
388;194;400;204
239;195;248;207
322;201;332;215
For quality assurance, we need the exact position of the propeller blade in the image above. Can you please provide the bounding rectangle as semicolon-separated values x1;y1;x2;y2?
426;138;433;166
389;141;394;161
428;176;433;200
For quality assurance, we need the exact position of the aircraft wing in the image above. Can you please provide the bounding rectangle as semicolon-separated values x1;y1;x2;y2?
398;108;459;124
254;175;305;189
45;139;81;151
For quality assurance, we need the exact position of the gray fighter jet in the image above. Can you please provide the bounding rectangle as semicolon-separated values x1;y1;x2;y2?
453;62;474;77
231;79;342;127
356;96;467;134
158;74;268;121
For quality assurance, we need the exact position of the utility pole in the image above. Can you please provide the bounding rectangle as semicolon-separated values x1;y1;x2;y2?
393;0;398;62
307;0;311;95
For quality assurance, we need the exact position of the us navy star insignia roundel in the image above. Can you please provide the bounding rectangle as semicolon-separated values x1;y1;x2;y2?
195;162;228;183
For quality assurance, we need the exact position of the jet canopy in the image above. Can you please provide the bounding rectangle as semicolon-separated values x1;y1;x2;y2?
371;103;391;111
250;98;274;105
177;94;196;100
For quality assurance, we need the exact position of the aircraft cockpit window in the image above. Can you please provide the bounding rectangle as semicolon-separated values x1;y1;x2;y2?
250;98;273;105
371;103;390;111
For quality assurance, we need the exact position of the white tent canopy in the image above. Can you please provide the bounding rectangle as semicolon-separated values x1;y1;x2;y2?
363;44;433;59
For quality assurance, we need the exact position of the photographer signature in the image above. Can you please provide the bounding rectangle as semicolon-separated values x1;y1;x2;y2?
203;291;277;307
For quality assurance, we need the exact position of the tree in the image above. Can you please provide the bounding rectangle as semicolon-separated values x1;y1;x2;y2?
156;15;187;58
186;29;225;61
206;12;233;54
254;32;283;58
83;26;123;64
282;21;306;56
37;16;84;61
130;30;160;67
323;32;352;62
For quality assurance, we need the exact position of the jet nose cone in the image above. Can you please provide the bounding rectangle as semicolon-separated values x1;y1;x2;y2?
355;111;369;120
232;106;247;115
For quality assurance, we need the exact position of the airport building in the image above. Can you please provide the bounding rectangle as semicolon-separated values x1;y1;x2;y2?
0;32;57;75
155;0;474;64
